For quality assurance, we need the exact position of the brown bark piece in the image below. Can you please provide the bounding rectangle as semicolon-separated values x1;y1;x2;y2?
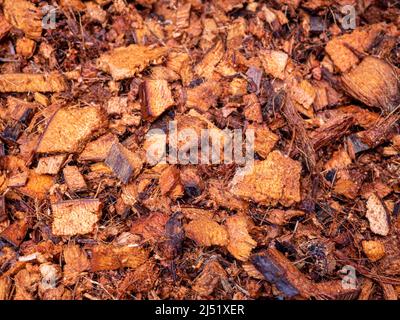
36;106;105;154
63;166;87;192
0;219;28;247
140;79;174;121
184;218;229;247
230;150;301;206
130;212;169;243
3;0;42;39
0;73;66;93
249;123;279;158
366;194;390;236
0;277;11;300
225;215;256;261
90;245;149;271
78;133;118;162
186;81;221;112
104;142;143;184
362;240;385;262
194;40;224;79
97;45;168;80
35;155;66;175
341;57;400;113
192;260;227;296
16;38;36;58
252;248;358;299
259;50;288;79
0;14;11;40
325;23;386;73
51;199;102;236
63;245;90;285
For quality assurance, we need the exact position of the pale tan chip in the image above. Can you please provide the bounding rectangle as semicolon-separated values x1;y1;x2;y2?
230;150;301;206
35;155;66;175
97;44;168;80
78;133;118;162
192;260;227;296
62;245;90;286
130;212;169;243
225;215;256;261
259;50;288;80
0;73;66;93
3;0;42;39
90;245;149;271
185;218;228;246
366;194;390;236
36;106;106;154
140;79;174;121
362;240;385;262
63;166;87;192
51;199;102;236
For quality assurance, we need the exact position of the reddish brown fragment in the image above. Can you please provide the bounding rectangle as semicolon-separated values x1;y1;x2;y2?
63;245;90;285
194;40;225;79
0;14;11;40
51;199;102;236
78;133;118;162
63;166;87;192
0;219;28;247
130;212;169;243
0;74;66;93
90;245;149;271
192;260;227;296
140;79;174;121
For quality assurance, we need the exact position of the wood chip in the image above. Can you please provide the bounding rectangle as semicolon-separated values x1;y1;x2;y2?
90;245;149;271
226;215;256;261
366;194;390;236
51;199;102;236
0;73;66;93
78;133;118;162
63;166;87;192
184;218;228;247
97;45;168;80
362;240;385;262
260;50;288;79
63;244;90;285
104;142;143;184
3;0;42;39
230;150;301;206
0;218;28;247
192;260;227;296
35;155;66;175
342;57;400;113
36;106;106;154
140;79;174;121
